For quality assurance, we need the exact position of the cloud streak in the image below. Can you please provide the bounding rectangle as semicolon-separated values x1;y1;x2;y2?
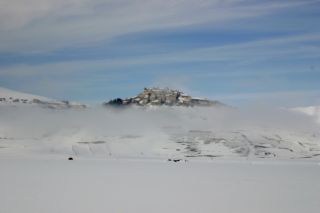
0;0;318;53
1;32;319;77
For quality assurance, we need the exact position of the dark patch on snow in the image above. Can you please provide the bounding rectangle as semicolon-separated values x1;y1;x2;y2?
77;141;106;144
185;154;221;158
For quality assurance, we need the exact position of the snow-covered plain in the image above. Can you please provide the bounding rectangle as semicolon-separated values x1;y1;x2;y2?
0;159;319;213
1;87;320;213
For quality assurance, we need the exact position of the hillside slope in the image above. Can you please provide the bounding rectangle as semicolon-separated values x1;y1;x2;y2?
0;87;86;109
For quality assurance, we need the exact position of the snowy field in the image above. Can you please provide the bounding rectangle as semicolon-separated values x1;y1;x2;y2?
0;159;319;213
1;87;320;213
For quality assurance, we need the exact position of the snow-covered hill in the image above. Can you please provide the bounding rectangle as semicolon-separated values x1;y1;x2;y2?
0;105;319;160
0;87;86;109
0;86;52;101
0;86;319;160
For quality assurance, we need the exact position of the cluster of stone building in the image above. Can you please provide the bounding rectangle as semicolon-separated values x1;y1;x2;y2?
105;87;223;107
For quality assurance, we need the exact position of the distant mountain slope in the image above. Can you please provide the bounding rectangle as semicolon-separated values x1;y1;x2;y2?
0;87;86;109
0;87;51;101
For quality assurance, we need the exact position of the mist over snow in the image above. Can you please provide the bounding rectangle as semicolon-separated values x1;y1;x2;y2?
0;105;319;160
1;105;318;136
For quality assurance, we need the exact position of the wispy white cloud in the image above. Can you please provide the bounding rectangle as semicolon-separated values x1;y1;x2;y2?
213;90;320;107
1;32;319;79
0;0;318;53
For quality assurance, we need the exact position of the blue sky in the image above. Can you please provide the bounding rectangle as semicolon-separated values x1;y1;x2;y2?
0;0;320;106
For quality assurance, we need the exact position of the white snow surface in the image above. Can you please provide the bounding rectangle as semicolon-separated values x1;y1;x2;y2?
0;159;319;213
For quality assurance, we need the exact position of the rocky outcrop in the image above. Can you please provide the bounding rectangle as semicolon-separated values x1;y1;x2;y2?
104;87;224;107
